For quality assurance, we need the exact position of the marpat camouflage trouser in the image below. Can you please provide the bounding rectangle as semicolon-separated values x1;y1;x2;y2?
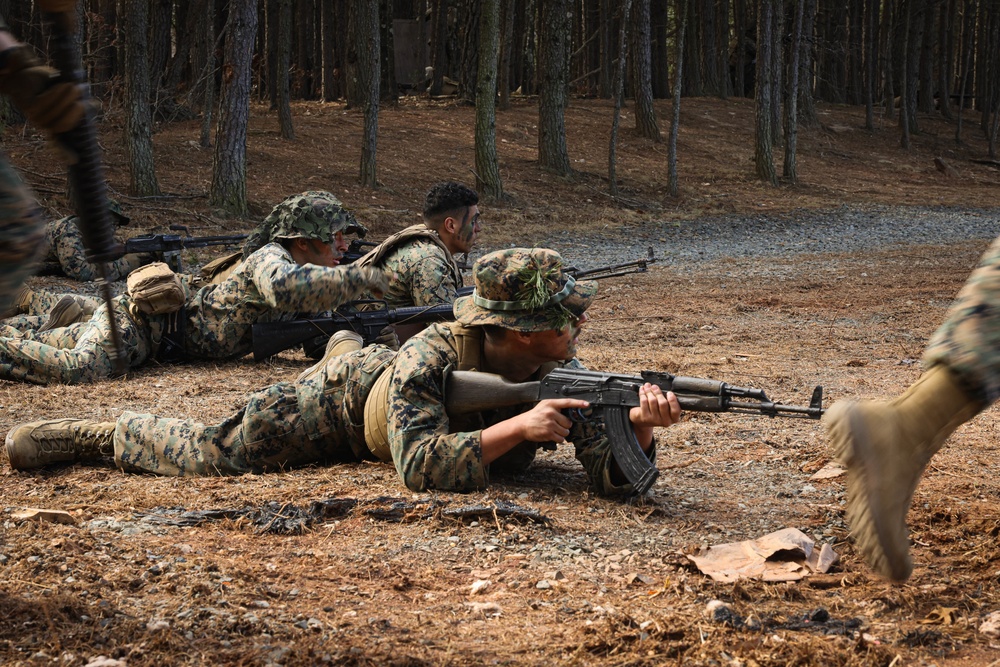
0;320;88;347
925;234;1000;405
0;154;46;314
0;287;101;336
114;345;394;475
0;295;152;384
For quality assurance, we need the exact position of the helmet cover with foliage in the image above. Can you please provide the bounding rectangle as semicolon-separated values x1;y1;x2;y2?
242;191;367;258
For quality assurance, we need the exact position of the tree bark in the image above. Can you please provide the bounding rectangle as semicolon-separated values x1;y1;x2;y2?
632;0;661;141
798;0;819;126
199;0;216;149
351;0;380;187
784;0;806;182
380;0;399;104
123;0;161;196
498;0;515;109
668;0;687;197
537;0;572;175
755;0;778;185
210;0;259;215
475;0;504;199
609;0;633;196
321;0;337;100
277;0;295;139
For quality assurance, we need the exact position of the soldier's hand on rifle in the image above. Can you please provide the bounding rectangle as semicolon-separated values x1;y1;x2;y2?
374;325;399;351
518;398;591;444
628;383;681;452
0;44;84;135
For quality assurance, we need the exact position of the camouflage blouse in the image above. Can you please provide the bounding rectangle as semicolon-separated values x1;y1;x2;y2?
386;322;651;496
181;242;380;359
367;237;462;309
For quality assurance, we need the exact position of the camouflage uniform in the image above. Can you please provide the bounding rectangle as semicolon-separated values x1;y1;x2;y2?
385;323;643;495
0;126;46;317
114;345;395;475
43;212;147;282
387;248;651;497
0;191;382;384
924;235;1000;405
356;225;463;308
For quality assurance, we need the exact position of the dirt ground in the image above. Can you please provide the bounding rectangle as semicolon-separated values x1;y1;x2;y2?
2;96;1000;665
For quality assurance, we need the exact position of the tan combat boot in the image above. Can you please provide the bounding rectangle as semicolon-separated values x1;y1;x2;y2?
296;330;364;382
39;295;85;332
0;285;34;319
824;364;983;582
5;419;116;470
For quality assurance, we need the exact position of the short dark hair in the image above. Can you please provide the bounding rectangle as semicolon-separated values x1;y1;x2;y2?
423;182;479;221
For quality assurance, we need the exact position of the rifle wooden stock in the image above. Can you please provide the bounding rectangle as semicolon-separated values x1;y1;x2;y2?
252;302;455;360
445;367;826;495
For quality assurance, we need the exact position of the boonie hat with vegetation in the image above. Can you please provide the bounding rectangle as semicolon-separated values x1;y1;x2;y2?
454;247;596;333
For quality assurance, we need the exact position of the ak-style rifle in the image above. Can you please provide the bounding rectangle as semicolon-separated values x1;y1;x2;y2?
446;368;825;495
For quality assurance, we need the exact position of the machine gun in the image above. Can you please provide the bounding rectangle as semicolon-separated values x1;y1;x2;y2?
124;225;248;272
251;301;455;360
445;368;825;495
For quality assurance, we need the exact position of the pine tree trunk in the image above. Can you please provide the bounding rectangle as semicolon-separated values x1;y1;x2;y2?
123;0;161;196
784;0;805;182
277;0;295;139
210;0;259;215
701;0;720;95
429;0;448;95
863;0;877;129
609;0;633;196
755;0;778;185
538;0;572;175
475;0;504;199
321;0;337;101
598;0;613;97
380;0;399;104
798;0;819;126
199;0;215;148
352;0;380;187
734;0;747;96
668;0;687;197
498;0;515;109
938;0;954;120
632;0;661;141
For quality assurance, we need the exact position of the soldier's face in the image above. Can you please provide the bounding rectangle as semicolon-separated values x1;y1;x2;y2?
294;232;347;267
528;311;589;360
453;205;481;254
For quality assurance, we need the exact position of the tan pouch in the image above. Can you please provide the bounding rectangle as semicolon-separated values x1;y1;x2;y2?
200;250;243;285
126;262;186;315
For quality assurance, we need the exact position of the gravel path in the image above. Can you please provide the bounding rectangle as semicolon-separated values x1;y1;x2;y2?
525;204;1000;271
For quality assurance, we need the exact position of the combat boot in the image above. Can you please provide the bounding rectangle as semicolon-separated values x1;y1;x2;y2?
1;285;34;319
824;364;983;582
5;419;116;470
297;330;364;382
39;295;85;332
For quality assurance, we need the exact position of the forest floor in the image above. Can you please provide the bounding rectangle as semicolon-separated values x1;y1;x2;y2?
2;94;1000;666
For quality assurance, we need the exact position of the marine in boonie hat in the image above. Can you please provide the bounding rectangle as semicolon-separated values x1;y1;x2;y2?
243;191;368;257
108;198;130;225
454;247;597;333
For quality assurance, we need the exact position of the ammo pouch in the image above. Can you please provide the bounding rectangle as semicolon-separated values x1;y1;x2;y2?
126;262;186;316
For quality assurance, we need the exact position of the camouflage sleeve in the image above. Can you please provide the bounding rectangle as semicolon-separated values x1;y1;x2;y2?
248;244;378;313
408;252;459;307
565;358;658;496
387;329;488;492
